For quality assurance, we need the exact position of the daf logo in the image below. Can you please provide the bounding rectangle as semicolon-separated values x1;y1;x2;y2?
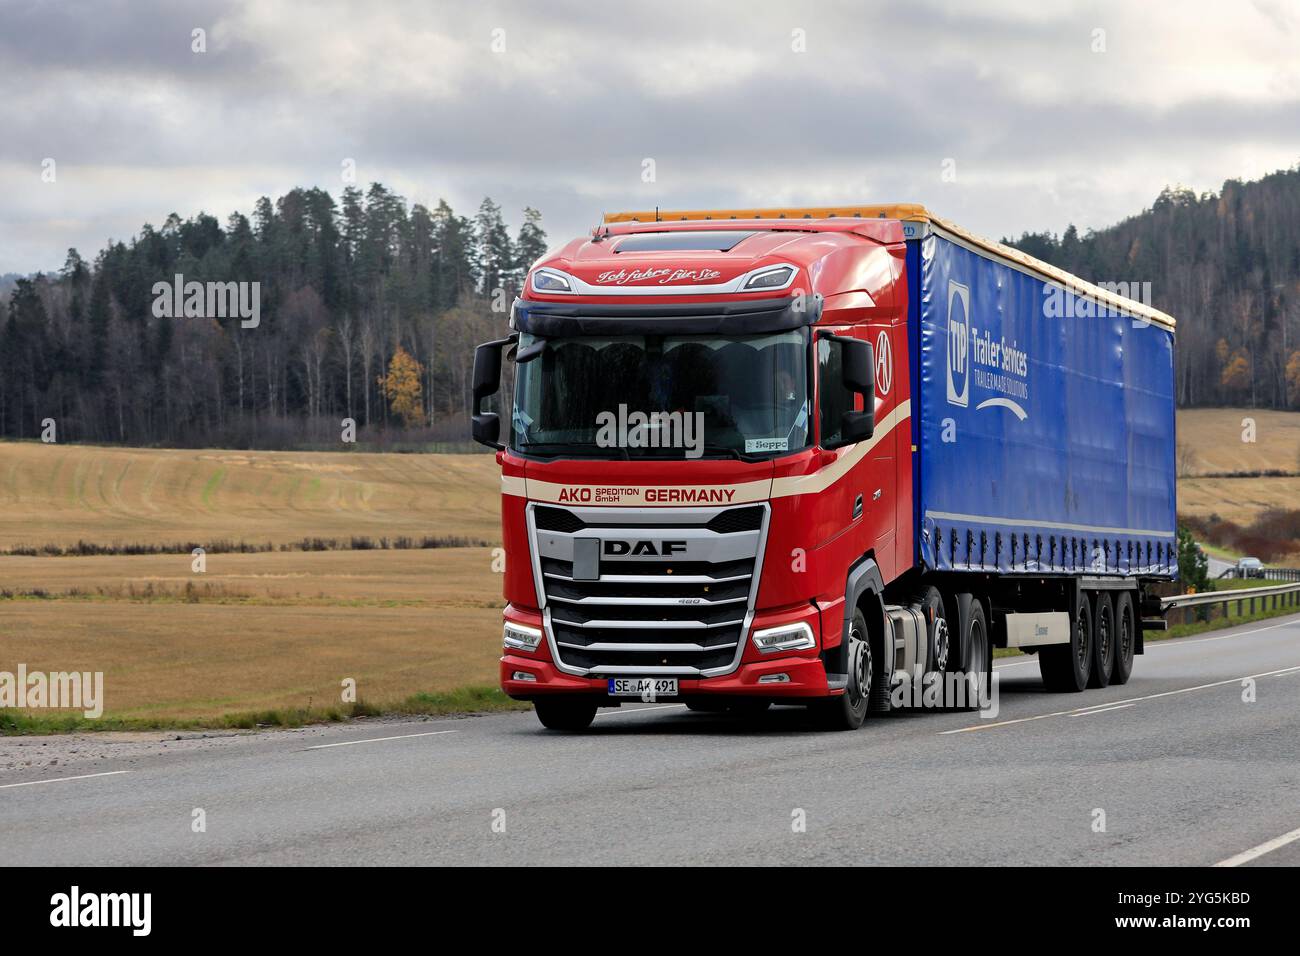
602;539;688;556
946;279;970;408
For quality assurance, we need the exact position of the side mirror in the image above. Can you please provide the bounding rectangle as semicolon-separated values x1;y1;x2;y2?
822;334;875;449
842;337;875;441
841;337;874;396
470;333;517;450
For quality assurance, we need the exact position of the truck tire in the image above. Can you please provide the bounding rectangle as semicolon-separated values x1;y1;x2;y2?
912;585;950;674
813;606;871;730
533;698;597;731
949;593;990;711
1089;591;1115;688
1112;591;1136;685
1040;593;1091;692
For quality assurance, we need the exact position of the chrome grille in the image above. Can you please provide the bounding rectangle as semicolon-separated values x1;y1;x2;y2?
528;503;770;677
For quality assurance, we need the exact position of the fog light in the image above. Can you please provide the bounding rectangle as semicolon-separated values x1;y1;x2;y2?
503;622;543;651
758;673;791;684
511;671;537;682
751;622;816;654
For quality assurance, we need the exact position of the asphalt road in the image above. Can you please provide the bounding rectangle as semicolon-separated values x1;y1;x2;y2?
1205;553;1236;578
3;613;1299;866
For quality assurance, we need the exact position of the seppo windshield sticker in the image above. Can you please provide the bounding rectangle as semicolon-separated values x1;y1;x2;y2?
745;438;789;453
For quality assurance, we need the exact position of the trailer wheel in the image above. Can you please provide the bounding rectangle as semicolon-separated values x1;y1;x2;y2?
1112;591;1136;685
1089;592;1115;688
813;607;871;730
949;593;990;711
1039;593;1091;692
533;698;597;731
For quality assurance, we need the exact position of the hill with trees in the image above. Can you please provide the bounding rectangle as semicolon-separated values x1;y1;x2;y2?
6;165;1300;450
0;185;543;448
1004;165;1300;409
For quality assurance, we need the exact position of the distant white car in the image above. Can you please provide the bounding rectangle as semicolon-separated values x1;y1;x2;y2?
1236;557;1264;578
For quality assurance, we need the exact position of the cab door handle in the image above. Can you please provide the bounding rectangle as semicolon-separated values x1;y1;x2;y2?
853;494;863;519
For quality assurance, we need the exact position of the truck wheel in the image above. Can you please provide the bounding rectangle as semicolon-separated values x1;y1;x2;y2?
813;607;871;730
533;698;597;731
1112;591;1136;685
949;593;990;711
913;585;950;674
1040;594;1091;692
1089;592;1115;688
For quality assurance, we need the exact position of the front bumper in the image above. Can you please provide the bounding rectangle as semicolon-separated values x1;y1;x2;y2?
501;652;834;700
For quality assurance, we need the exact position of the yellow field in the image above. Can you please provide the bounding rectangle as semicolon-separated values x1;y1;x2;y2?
0;550;505;720
0;441;505;724
1176;408;1300;477
0;441;500;550
1175;408;1300;524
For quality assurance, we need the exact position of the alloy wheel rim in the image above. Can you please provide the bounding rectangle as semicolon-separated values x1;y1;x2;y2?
849;625;871;707
933;618;950;672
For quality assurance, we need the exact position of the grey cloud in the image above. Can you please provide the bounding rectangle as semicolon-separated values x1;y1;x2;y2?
1;0;1298;272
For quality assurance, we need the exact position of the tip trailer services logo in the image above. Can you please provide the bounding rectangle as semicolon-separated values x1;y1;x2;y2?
945;279;970;408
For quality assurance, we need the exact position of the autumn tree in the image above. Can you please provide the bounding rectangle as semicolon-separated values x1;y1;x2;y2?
379;344;424;427
1217;338;1251;396
1286;350;1300;408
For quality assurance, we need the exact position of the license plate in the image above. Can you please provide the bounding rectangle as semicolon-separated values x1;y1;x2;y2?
608;677;678;698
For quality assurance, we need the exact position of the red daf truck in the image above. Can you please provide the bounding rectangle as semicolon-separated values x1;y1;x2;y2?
472;204;1177;731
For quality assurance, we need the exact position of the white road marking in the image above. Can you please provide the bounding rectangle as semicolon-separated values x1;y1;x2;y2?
940;664;1300;735
1158;617;1300;648
0;770;133;790
1068;702;1136;717
595;704;685;718
1215;825;1300;867
306;730;456;750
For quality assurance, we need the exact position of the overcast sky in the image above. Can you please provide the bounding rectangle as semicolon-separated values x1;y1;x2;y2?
2;0;1299;274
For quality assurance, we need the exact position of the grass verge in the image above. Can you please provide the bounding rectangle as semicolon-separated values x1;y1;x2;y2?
0;685;529;736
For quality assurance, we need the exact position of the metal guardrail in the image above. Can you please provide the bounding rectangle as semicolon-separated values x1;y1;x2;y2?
1216;566;1300;582
1161;580;1300;614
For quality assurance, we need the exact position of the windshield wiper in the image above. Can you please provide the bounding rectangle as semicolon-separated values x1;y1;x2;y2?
635;445;764;463
517;442;629;461
698;445;764;463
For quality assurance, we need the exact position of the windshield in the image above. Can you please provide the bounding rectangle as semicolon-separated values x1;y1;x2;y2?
511;329;809;460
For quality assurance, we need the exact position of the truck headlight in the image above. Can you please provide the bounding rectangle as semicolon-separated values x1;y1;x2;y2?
503;622;544;651
751;621;816;653
741;265;795;291
531;269;574;293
